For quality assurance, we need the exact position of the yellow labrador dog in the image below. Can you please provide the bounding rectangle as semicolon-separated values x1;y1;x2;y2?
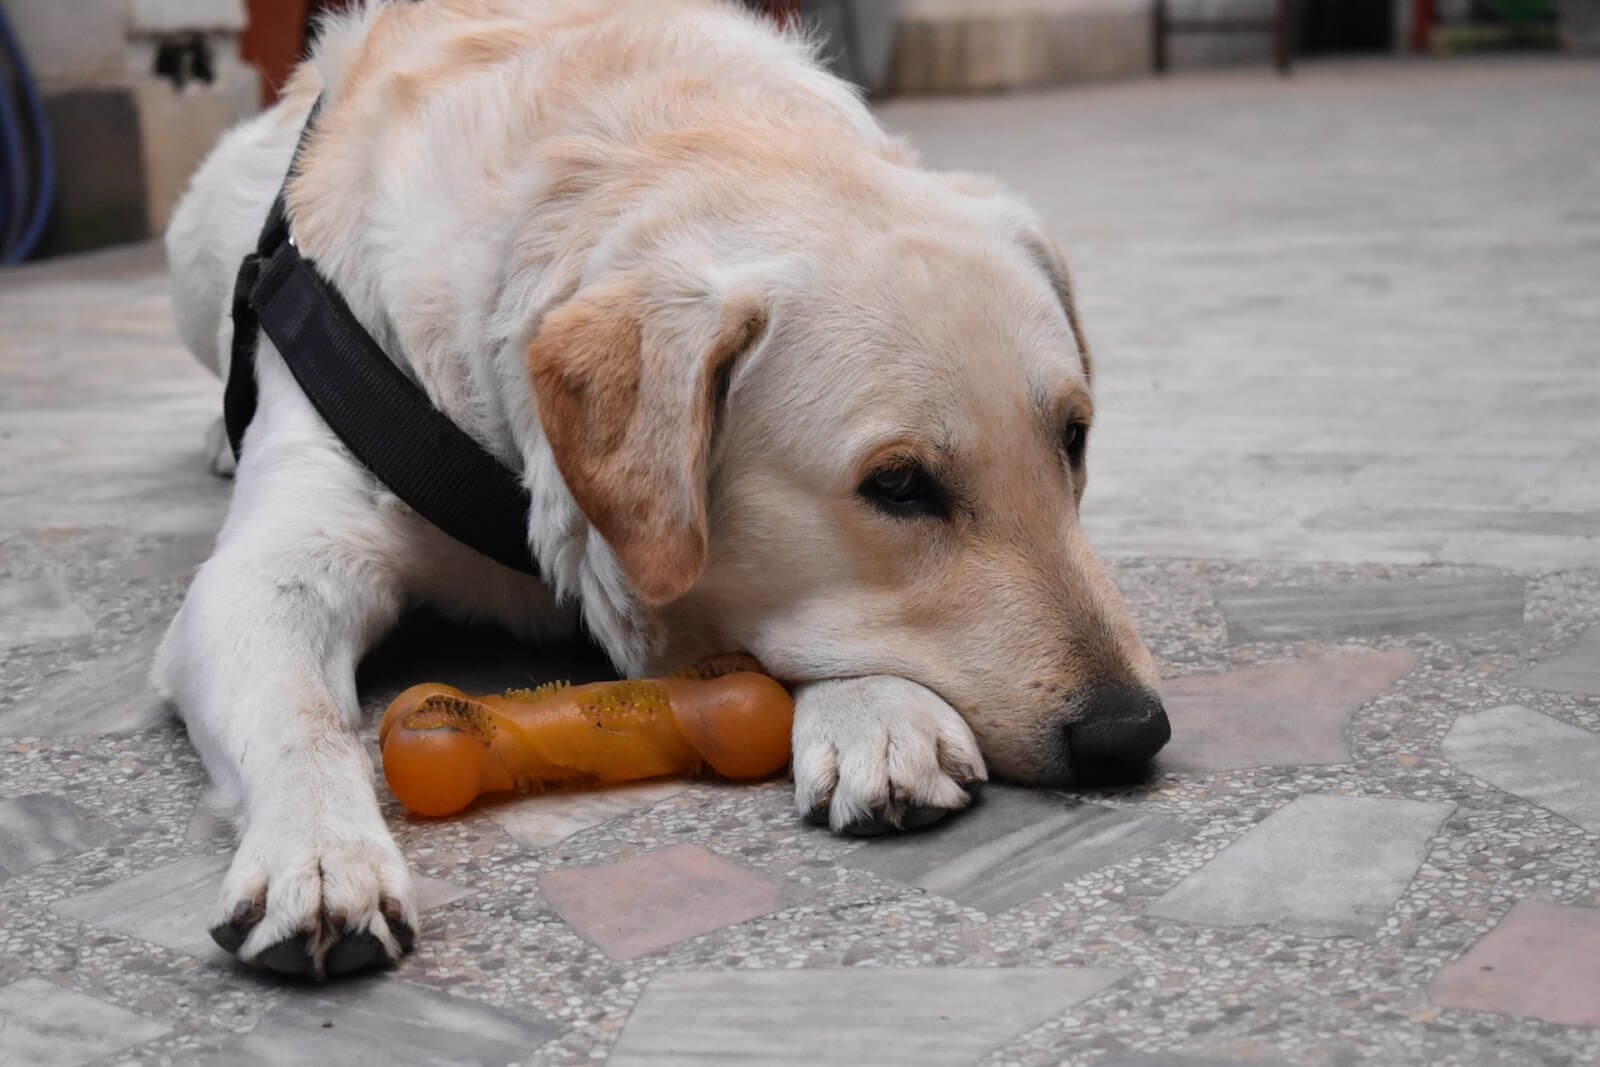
158;0;1169;977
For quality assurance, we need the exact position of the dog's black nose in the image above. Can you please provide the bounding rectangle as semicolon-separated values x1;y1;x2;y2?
1064;684;1170;783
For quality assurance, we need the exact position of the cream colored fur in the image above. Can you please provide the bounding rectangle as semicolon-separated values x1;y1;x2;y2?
157;0;1161;977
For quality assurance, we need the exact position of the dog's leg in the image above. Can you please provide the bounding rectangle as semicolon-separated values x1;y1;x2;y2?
791;676;988;836
155;414;414;978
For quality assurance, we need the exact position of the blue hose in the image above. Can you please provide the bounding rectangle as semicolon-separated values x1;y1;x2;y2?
0;5;56;265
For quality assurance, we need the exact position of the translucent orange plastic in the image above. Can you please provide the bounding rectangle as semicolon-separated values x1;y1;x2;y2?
378;657;794;817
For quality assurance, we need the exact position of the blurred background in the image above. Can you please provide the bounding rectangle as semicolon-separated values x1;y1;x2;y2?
0;0;1594;266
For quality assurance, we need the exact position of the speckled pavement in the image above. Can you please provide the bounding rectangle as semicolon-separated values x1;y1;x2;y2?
2;58;1598;1067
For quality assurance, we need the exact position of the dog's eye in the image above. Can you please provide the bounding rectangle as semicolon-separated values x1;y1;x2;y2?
859;464;950;520
1063;422;1089;468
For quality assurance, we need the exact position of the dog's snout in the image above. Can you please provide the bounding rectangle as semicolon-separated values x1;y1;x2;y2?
1063;684;1170;783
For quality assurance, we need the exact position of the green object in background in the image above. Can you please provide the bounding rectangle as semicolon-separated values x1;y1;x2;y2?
1485;0;1555;23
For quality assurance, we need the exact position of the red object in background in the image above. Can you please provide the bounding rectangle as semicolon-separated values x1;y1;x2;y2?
240;0;345;106
1411;0;1434;51
242;2;804;106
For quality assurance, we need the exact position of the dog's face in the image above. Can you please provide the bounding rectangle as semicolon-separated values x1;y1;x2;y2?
528;191;1167;786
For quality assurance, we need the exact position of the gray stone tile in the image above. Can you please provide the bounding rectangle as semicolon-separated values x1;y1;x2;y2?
0;793;119;881
53;853;232;959
608;967;1128;1066
488;779;685;849
1442;705;1600;834
0;571;95;650
1513;626;1600;696
1214;575;1525;644
845;785;1191;915
53;854;470;958
0;977;170;1066
1148;794;1454;938
204;975;560;1066
0;634;170;737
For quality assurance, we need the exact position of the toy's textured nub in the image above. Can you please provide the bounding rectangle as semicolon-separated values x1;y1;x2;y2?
378;664;793;817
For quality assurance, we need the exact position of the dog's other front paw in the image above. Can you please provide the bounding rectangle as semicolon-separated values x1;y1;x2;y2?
209;809;417;979
792;676;987;836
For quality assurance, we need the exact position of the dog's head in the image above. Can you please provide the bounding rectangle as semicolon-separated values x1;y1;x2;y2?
526;171;1167;786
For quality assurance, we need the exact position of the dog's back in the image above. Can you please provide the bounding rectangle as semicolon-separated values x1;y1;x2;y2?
165;0;877;381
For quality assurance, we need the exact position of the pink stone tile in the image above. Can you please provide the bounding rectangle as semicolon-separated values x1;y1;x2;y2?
1162;650;1417;773
539;844;802;960
1431;899;1600;1027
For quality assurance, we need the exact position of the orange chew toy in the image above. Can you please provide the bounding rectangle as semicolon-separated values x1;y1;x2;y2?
378;658;794;817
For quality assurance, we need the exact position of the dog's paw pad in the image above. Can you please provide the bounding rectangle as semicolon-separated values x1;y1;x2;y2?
325;931;391;976
254;935;316;977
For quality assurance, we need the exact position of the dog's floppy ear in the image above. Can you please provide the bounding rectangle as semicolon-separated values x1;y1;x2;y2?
526;276;767;606
1017;231;1092;385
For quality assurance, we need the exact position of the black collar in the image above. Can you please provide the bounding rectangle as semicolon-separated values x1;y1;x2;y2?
223;97;541;577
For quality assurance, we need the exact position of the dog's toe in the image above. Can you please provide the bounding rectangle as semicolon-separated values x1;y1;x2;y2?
382;896;416;954
209;892;266;954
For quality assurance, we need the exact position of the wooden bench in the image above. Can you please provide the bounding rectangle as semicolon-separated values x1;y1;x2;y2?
1153;0;1299;74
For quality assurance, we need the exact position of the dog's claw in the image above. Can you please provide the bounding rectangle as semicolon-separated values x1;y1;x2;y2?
210;895;266;954
809;776;981;836
381;897;417;954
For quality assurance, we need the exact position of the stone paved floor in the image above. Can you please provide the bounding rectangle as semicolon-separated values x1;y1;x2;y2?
2;57;1598;1066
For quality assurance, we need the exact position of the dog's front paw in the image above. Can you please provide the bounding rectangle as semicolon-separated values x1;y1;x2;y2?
209;805;416;979
792;676;987;836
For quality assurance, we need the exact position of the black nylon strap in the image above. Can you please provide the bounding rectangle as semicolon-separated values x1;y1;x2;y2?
222;98;540;577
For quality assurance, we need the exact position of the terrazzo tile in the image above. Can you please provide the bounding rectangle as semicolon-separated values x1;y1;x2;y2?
539;843;804;960
608;967;1129;1066
0;634;170;736
1095;1053;1293;1067
1215;575;1525;644
487;780;686;849
0;793;119;881
0;977;170;1066
1161;650;1418;773
844;785;1192;914
54;854;234;959
204;975;561;1066
1441;705;1600;834
1431;899;1600;1027
0;570;95;649
7;61;1600;1067
1512;626;1600;695
1148;794;1455;938
53;853;470;958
